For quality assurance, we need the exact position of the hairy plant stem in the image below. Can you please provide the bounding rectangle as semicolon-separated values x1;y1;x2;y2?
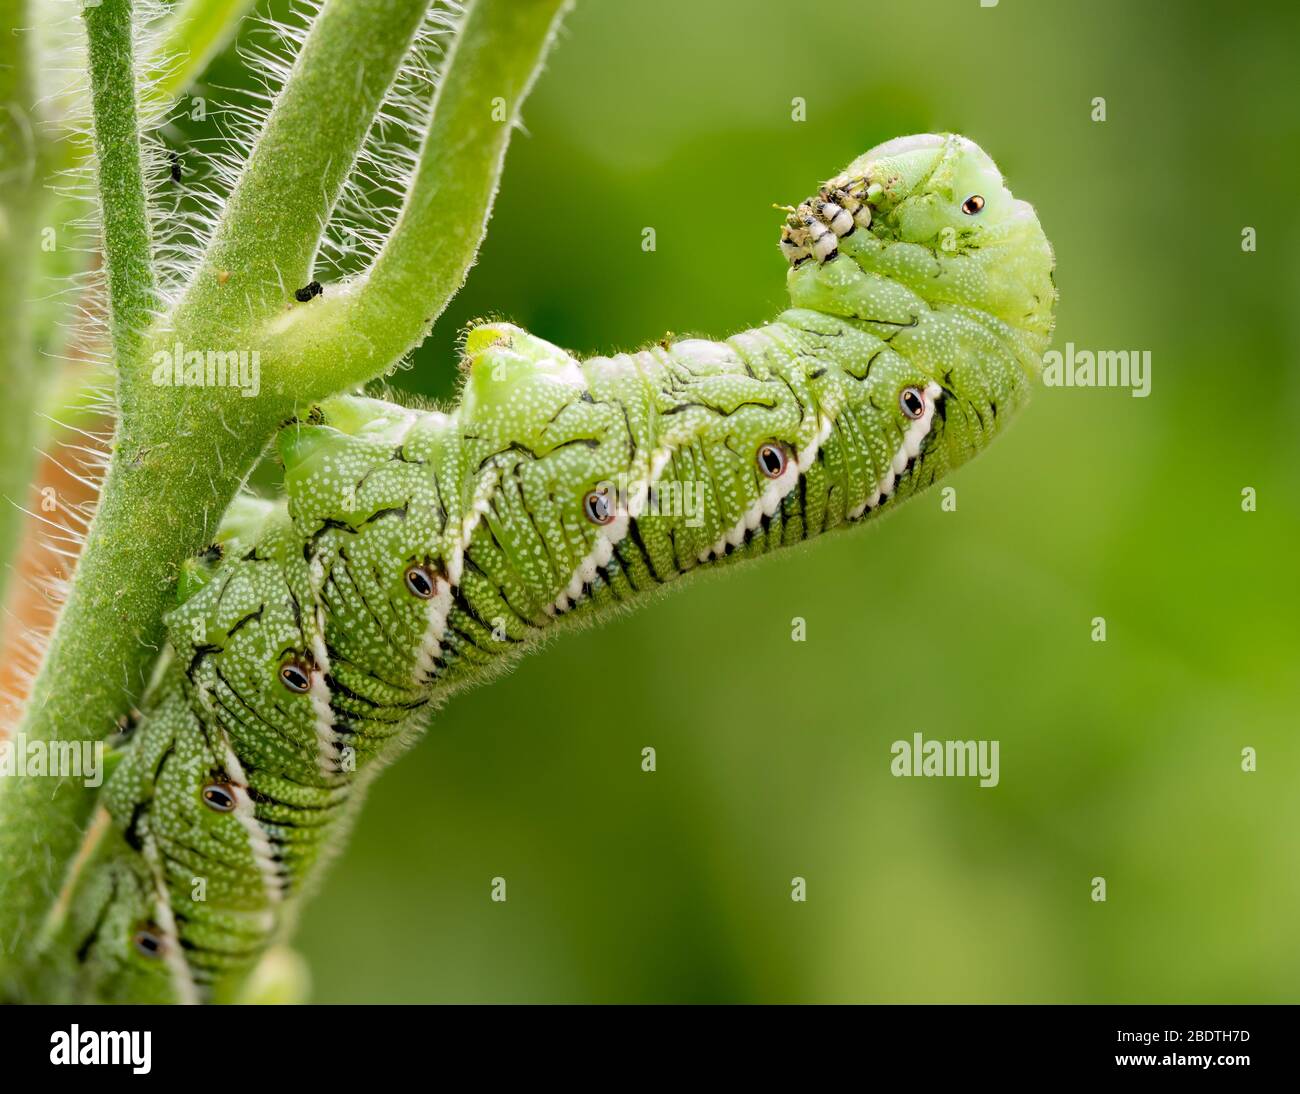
261;0;573;390
168;0;433;331
1;0;261;638
0;0;159;981
87;0;160;370
0;0;570;994
3;0;260;593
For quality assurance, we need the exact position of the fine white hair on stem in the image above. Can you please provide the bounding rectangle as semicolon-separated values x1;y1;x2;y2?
8;0;473;636
28;1;473;425
0;395;113;736
137;1;466;307
137;0;240;312
26;0;105;368
315;2;466;282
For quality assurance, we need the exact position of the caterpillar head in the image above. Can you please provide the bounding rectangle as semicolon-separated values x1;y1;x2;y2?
779;134;1056;481
783;133;1056;354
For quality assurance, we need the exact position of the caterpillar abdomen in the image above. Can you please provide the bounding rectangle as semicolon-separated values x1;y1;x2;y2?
49;133;1055;1002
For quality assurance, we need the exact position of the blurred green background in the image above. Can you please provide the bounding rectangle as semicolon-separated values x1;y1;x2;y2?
216;0;1300;1001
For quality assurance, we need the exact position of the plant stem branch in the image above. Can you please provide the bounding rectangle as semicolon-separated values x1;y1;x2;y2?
167;0;433;339
83;0;158;369
280;0;572;392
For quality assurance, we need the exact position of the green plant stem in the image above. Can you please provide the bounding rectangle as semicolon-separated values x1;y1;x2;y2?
0;0;160;980
85;0;159;367
1;0;422;974
15;0;260;519
0;0;570;991
167;0;433;336
351;0;572;362
271;0;573;389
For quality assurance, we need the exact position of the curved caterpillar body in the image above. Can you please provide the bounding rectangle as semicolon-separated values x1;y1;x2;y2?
45;134;1055;1002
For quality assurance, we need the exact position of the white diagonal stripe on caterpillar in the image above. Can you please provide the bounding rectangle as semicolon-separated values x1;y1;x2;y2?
545;510;630;616
216;734;287;904
307;605;341;778
447;465;501;587
698;412;833;562
140;828;200;1006
192;682;289;898
413;576;452;683
848;380;943;520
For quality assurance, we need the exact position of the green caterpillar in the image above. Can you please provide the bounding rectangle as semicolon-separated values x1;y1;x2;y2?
36;133;1055;1003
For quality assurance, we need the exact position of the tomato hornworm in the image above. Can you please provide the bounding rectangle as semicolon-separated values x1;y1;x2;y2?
35;134;1056;1002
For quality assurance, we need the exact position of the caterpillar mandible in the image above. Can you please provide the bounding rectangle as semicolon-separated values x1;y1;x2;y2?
39;133;1056;1003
